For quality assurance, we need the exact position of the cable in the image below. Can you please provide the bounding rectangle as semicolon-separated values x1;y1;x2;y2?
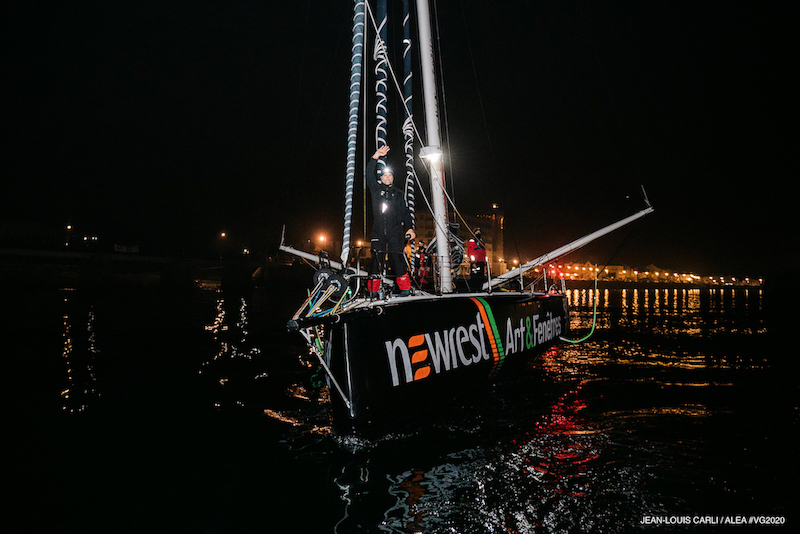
559;277;598;344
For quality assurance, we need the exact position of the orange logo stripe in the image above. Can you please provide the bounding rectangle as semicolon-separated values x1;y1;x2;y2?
469;297;501;374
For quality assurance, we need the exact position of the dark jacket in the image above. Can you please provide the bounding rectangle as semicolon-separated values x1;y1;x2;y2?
366;158;413;239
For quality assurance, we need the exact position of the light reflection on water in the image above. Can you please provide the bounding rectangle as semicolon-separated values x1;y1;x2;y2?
377;382;608;534
567;285;765;340
198;292;267;410
59;289;100;413
29;279;786;533
279;283;776;533
328;336;741;534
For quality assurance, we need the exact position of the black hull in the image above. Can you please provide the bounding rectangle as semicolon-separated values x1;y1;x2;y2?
323;292;569;432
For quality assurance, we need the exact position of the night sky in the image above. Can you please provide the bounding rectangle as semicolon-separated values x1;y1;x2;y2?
4;1;793;277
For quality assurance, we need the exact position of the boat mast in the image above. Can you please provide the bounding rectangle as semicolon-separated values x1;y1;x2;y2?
416;0;452;293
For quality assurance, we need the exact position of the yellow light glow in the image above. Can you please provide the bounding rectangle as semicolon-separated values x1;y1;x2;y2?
420;147;443;162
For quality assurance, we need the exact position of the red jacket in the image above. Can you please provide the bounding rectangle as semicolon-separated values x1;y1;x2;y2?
467;238;486;263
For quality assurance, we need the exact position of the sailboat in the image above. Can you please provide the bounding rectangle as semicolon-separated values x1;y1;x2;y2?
279;0;653;433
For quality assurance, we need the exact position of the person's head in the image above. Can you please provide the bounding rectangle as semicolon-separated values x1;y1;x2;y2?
380;168;394;186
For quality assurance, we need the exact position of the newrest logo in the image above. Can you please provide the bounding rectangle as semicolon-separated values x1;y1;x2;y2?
384;298;565;387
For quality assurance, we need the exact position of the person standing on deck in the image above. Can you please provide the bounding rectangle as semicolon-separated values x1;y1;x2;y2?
467;228;487;287
366;145;416;297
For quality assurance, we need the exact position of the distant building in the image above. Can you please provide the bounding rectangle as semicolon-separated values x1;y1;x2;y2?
0;221;60;249
603;265;633;281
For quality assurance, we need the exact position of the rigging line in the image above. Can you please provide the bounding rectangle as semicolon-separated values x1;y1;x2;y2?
418;157;480;243
456;0;502;192
525;0;639;195
576;12;642;201
304;17;350;159
363;0;445;236
403;146;481;251
364;0;462;235
361;2;478;253
508;225;524;271
285;1;313;199
523;0;602;131
574;2;643;194
408;166;448;238
408;159;483;261
442;0;518;225
598;221;640;274
431;0;456;211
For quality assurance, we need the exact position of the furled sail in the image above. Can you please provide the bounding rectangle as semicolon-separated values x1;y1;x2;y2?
341;1;366;265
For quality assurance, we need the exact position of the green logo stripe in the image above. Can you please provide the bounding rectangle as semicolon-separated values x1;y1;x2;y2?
476;297;506;374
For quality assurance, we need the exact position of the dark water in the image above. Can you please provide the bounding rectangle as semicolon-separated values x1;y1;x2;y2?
7;272;796;533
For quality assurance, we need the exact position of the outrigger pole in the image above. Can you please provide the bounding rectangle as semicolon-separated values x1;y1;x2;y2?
279;230;393;287
485;205;655;290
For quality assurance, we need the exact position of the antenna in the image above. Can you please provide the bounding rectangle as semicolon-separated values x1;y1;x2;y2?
640;185;652;208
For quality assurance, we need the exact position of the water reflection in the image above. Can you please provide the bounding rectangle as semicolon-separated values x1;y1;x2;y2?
265;282;774;533
60;289;100;413
567;285;765;341
202;295;262;362
317;324;773;533
327;373;614;533
12;273;784;533
199;291;264;410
